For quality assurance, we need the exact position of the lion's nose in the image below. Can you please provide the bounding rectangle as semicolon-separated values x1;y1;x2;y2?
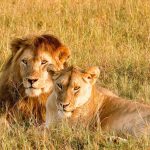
27;78;38;85
60;102;70;109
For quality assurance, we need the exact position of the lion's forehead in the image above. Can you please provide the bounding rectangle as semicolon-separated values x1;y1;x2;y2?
20;48;55;64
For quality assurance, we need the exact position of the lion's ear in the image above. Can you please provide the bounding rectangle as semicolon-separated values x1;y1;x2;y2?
54;45;71;69
10;38;27;56
83;66;100;85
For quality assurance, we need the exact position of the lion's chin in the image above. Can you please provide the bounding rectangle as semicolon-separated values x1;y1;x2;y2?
58;110;72;119
25;88;42;97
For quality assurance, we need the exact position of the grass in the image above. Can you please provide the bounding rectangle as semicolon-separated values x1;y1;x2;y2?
0;0;150;149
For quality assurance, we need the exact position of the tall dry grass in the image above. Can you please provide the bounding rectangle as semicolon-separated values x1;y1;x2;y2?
0;0;150;149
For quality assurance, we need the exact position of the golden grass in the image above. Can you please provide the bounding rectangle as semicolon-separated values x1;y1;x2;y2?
0;0;150;149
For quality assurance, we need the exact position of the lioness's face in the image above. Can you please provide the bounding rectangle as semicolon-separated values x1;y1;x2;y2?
19;49;57;97
52;67;100;117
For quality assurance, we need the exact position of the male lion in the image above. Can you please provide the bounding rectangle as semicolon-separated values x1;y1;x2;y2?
46;66;150;137
0;34;70;124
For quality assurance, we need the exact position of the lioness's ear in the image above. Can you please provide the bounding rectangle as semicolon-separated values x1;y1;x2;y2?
54;45;71;69
47;64;57;74
47;64;60;80
83;66;100;85
10;38;27;56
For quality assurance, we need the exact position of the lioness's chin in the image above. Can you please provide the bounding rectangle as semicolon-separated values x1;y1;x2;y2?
25;88;42;97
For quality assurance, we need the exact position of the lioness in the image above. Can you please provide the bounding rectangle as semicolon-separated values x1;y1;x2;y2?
0;34;70;124
46;66;150;137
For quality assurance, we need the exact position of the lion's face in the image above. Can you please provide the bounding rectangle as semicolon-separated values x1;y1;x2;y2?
51;66;100;118
10;34;70;97
19;49;55;97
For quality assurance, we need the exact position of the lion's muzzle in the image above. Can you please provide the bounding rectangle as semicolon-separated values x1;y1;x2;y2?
27;78;39;86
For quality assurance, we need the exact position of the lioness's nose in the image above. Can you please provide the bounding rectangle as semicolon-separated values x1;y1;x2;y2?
60;102;70;109
27;78;38;85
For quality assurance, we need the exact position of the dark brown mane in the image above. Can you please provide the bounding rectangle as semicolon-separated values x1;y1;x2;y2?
1;56;13;71
10;34;62;54
36;34;62;49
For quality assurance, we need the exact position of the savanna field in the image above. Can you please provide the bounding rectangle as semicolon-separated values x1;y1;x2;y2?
0;0;150;149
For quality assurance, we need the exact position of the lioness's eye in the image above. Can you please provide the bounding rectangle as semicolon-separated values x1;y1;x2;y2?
22;59;27;65
41;60;48;65
74;86;80;91
57;83;63;90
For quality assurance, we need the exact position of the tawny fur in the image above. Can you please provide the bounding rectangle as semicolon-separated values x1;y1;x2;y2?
0;34;70;124
46;66;150;137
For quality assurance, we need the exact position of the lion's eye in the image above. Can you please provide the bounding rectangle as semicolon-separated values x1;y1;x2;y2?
41;60;48;65
57;83;63;90
74;86;80;92
22;59;27;65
